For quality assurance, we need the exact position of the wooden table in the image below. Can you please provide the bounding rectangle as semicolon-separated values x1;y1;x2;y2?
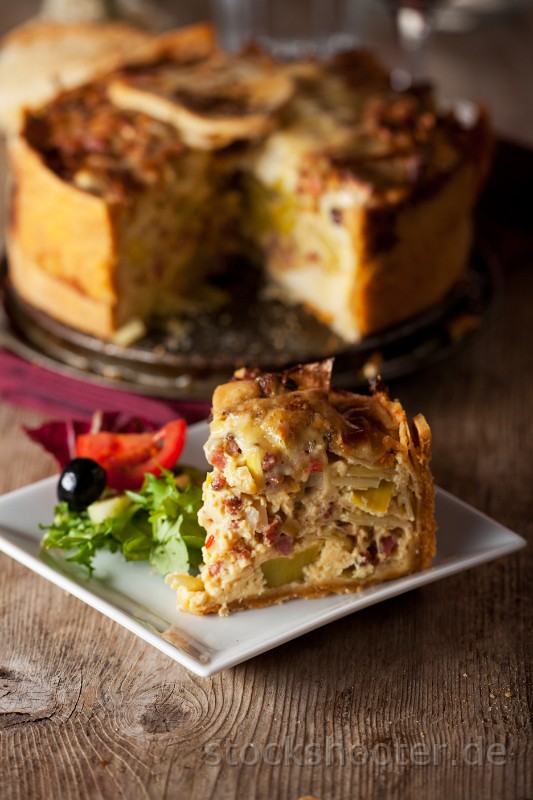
1;5;532;799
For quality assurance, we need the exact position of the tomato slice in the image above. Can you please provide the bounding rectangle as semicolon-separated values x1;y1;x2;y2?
76;419;187;490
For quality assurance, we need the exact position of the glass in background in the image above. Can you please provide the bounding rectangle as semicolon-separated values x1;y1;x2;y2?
379;0;533;83
211;0;364;57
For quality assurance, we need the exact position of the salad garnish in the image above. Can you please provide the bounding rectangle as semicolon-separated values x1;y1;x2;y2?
41;466;206;576
29;413;208;579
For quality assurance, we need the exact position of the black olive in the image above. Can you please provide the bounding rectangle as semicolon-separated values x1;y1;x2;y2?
58;458;107;511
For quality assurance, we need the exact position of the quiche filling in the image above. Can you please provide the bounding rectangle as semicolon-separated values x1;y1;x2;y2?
168;360;436;615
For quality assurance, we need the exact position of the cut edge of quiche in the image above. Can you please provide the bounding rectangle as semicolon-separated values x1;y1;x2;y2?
167;360;436;615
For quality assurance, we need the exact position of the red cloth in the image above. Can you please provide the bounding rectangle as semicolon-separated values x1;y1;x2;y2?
0;349;210;424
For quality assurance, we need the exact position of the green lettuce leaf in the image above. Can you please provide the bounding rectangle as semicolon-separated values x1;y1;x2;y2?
41;467;206;577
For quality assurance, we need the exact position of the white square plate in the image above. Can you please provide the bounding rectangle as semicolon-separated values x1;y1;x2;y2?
0;421;526;677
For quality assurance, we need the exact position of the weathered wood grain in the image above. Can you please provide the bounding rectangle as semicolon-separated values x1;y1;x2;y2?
1;246;532;800
1;3;532;799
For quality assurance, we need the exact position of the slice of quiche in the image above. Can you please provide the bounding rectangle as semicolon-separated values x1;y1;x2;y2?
168;360;436;615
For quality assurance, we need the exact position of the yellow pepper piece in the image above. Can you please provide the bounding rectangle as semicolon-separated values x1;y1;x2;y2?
352;480;394;514
245;448;264;490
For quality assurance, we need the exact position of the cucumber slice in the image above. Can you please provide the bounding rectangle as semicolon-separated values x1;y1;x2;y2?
87;495;132;525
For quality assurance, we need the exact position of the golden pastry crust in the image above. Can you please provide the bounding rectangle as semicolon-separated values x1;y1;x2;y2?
7;81;223;338
169;361;436;615
8;135;119;315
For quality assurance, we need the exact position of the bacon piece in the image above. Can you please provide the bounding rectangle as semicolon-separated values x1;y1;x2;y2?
211;475;227;491
208;449;226;470
261;452;278;472
262;520;294;555
276;534;293;556
224;496;243;512
263;519;281;546
380;534;398;558
364;541;379;566
265;473;284;489
231;546;251;561
224;436;241;456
